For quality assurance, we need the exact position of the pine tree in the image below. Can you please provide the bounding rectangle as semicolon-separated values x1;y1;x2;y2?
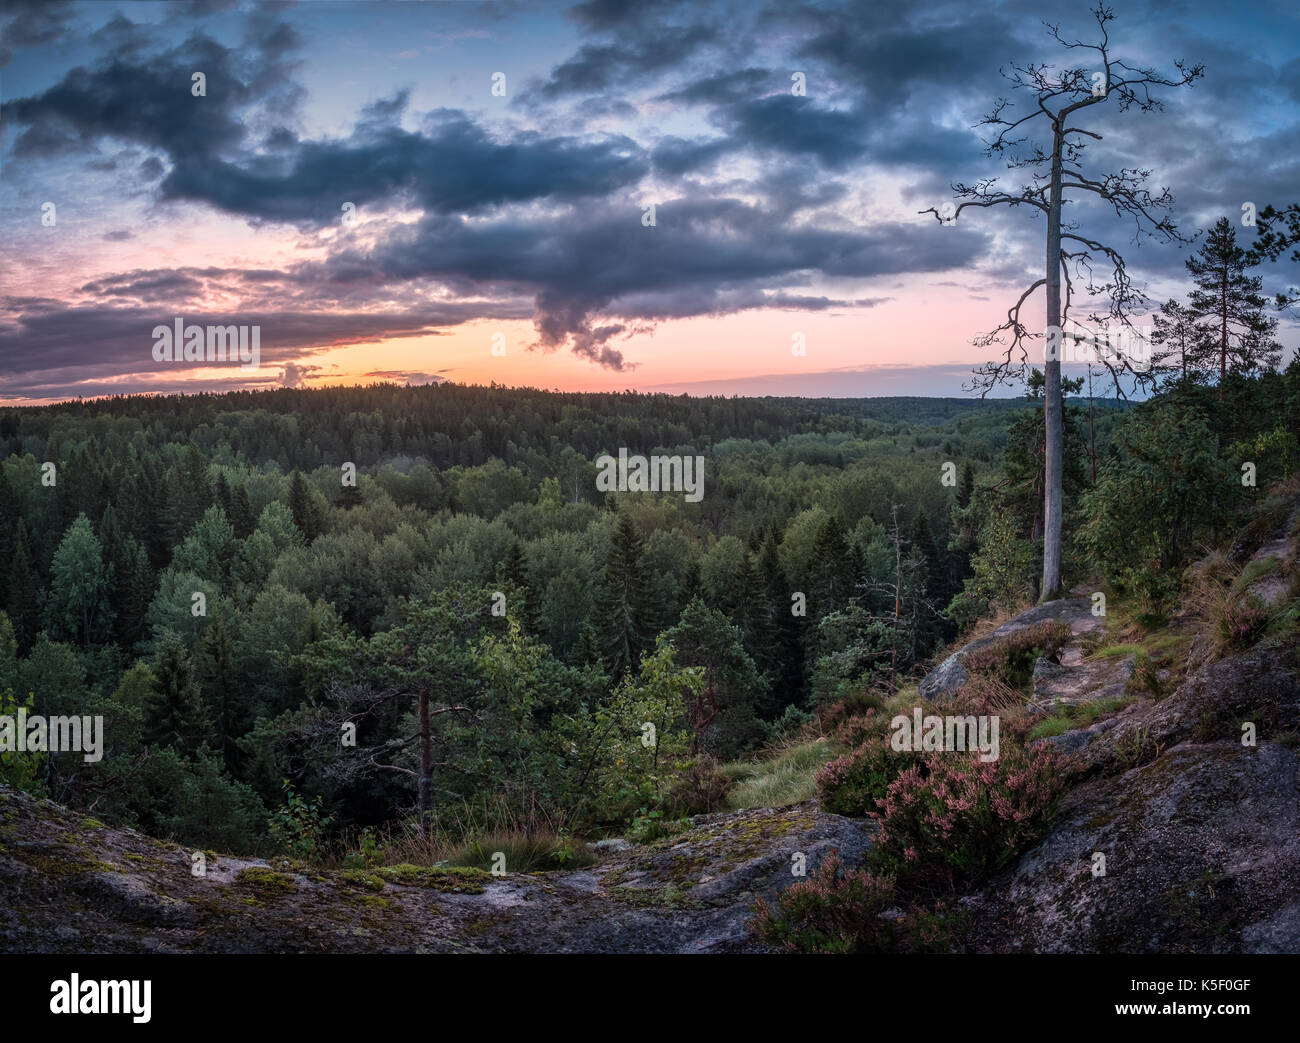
1151;298;1213;384
1186;217;1282;383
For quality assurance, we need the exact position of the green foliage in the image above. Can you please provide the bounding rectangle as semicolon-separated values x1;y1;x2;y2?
869;743;1071;892
1079;400;1238;616
663;599;766;759
268;779;332;859
0;689;46;794
46;514;112;648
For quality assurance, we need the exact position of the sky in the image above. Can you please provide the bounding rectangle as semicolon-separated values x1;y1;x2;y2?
1;0;1297;404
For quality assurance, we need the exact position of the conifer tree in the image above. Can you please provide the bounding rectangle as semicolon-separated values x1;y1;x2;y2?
5;519;39;652
809;515;850;617
597;514;655;680
146;631;210;754
1186;217;1282;382
289;471;321;542
229;483;257;540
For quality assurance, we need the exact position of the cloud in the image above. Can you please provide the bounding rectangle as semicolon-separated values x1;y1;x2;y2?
339;195;987;365
279;361;320;387
0;0;76;68
364;370;447;386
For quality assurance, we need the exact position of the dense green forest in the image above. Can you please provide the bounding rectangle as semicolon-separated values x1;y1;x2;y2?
0;367;1295;855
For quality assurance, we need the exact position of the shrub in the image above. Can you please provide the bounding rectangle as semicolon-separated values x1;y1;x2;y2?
751;852;900;953
870;742;1071;892
815;734;924;817
267;779;331;860
762;703;815;744
665;755;732;816
828;709;878;750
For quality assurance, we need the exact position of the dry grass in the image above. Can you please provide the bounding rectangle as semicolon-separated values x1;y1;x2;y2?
321;793;593;873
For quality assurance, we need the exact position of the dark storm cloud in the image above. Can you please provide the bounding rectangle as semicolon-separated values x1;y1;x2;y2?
339;195;988;368
5;27;286;162
649;135;732;176
716;95;869;169
656;67;773;106
0;0;76;68
159;113;648;226
566;0;693;32
532;22;719;99
0;297;500;397
794;4;1020;107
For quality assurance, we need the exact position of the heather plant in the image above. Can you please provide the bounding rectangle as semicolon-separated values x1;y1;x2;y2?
828;708;879;750
815;732;924;817
870;742;1071;892
1215;592;1270;651
752;852;900;953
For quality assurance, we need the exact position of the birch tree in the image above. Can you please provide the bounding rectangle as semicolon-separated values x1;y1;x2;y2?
923;4;1202;601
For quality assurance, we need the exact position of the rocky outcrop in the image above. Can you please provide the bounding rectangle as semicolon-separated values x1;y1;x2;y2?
969;739;1300;953
0;786;871;954
1046;646;1299;776
920;597;1102;700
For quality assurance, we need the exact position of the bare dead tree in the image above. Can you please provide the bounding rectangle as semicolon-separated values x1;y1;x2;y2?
921;4;1202;602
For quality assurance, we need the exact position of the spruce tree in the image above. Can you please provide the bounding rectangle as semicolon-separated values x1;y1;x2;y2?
809;515;850;617
168;446;213;545
0;471;13;607
229;483;256;540
6;520;40;652
146;631;211;754
100;506;154;649
757;527;803;712
597;515;655;680
497;541;541;637
289;471;320;542
214;472;232;516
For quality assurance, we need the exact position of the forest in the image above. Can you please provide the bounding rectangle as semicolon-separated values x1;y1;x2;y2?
2;355;1294;862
